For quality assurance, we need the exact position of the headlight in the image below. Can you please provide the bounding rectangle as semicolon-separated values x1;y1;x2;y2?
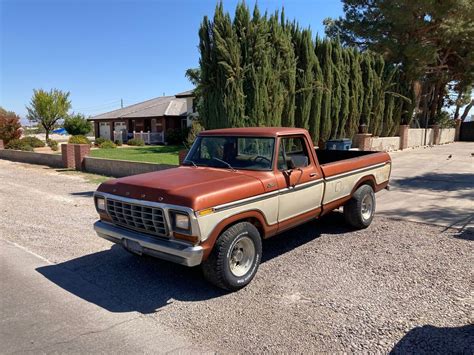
95;196;106;212
172;211;190;231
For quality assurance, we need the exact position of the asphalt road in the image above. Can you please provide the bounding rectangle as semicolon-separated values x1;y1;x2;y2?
0;143;473;353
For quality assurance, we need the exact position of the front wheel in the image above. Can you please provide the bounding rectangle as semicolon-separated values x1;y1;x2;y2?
201;222;262;291
344;184;376;229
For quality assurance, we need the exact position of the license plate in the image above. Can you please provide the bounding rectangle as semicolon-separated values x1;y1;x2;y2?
123;239;143;255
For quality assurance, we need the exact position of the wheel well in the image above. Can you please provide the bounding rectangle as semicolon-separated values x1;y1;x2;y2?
225;217;265;239
354;176;375;193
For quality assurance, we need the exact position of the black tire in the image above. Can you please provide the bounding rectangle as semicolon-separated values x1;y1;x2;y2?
344;184;376;229
201;222;262;291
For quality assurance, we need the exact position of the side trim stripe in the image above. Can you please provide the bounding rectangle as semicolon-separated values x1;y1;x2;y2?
324;162;389;181
213;179;324;212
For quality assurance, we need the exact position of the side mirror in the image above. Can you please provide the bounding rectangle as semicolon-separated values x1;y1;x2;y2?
286;158;296;170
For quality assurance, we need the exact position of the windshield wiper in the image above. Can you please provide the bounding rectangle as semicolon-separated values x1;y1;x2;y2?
183;159;197;168
211;157;236;171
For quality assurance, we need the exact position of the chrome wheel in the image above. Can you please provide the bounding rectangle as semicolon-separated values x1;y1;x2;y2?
228;236;256;277
361;194;373;221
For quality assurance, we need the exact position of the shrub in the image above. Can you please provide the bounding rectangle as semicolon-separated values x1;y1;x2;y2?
63;113;92;135
68;135;91;145
434;111;456;128
166;128;188;145
99;140;117;149
94;137;106;146
127;138;145;146
114;140;123;147
0;109;22;145
5;139;33;151
186;120;204;146
47;139;59;151
21;136;45;148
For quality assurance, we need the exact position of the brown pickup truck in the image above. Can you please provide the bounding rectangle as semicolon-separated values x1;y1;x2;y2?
93;128;391;290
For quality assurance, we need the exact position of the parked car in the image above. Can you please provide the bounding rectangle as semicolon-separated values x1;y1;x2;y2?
93;128;391;290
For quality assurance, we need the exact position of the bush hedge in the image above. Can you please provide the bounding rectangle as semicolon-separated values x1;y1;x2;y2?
68;135;91;145
94;137;106;146
127;138;145;146
47;139;59;151
5;139;34;151
21;136;45;148
99;140;117;149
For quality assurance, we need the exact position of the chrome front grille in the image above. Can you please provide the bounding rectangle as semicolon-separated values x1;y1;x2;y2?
106;198;168;236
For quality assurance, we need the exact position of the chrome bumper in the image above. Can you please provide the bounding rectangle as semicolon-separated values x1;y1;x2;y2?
94;221;203;267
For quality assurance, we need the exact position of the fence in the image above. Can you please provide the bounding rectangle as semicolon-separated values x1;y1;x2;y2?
83;157;174;177
133;131;164;144
0;149;63;168
355;125;457;152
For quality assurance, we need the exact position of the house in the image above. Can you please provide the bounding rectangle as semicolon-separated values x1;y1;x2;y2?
88;90;196;144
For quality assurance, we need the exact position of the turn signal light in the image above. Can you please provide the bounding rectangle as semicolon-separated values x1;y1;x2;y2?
173;232;199;244
197;208;214;216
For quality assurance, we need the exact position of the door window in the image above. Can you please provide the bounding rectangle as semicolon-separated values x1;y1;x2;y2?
278;137;310;170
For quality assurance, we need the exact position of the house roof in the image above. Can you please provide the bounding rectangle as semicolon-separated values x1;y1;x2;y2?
175;89;194;98
89;95;188;120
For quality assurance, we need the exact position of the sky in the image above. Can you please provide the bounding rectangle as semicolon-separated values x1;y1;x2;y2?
0;0;343;121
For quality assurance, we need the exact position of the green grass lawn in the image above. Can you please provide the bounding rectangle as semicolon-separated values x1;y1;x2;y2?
89;145;182;165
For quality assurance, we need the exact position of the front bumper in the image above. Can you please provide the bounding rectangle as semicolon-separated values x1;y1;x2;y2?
94;221;203;267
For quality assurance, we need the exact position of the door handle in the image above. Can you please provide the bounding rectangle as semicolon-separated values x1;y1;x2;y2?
309;173;318;178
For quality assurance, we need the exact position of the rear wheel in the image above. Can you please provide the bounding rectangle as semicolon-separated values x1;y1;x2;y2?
344;184;376;229
202;222;262;291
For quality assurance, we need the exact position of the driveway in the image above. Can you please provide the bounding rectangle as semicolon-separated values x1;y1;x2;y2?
0;156;472;353
378;142;474;231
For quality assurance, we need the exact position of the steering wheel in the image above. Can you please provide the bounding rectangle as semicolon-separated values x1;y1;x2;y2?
253;155;271;165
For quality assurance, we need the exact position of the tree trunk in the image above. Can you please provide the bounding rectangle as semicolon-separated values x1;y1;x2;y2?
453;90;462;120
460;99;474;122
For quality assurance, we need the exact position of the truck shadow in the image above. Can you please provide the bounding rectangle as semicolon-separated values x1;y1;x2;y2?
390;324;474;354
36;211;351;314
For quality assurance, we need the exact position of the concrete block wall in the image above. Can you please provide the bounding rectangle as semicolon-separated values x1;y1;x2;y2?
0;149;63;168
83;157;175;178
439;128;456;144
368;136;401;152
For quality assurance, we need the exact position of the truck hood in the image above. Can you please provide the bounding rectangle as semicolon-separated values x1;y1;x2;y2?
97;166;267;210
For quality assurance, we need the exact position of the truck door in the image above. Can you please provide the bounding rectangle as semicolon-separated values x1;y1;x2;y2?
275;136;324;226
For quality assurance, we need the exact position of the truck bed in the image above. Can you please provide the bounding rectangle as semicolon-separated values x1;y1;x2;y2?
315;149;377;165
315;149;391;179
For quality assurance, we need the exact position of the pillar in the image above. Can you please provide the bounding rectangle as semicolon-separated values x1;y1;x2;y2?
74;144;90;171
61;144;75;169
399;125;409;150
354;133;372;151
430;124;440;145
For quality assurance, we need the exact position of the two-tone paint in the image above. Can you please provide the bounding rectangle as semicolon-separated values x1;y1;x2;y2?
94;127;391;265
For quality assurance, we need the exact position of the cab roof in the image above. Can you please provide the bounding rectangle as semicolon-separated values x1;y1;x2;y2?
199;127;308;137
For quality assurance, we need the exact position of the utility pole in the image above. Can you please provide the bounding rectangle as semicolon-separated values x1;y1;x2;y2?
121;98;123;108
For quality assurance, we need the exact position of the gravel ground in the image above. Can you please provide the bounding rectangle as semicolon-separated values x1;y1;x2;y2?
0;159;472;353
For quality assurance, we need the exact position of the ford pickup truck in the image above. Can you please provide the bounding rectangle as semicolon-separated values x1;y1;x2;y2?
93;127;391;290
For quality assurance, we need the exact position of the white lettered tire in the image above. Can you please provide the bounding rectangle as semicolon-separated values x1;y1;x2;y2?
201;222;262;291
344;184;376;229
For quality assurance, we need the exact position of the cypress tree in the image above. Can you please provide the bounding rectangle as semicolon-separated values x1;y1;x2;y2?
309;37;323;143
317;39;333;144
293;27;316;130
360;52;374;130
330;40;343;138
213;4;245;127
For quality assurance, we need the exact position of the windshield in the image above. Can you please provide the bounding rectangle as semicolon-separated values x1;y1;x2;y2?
185;136;275;171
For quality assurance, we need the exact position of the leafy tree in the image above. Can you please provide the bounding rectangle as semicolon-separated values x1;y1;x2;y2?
325;0;474;126
0;107;22;144
26;89;71;141
64;113;92;135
